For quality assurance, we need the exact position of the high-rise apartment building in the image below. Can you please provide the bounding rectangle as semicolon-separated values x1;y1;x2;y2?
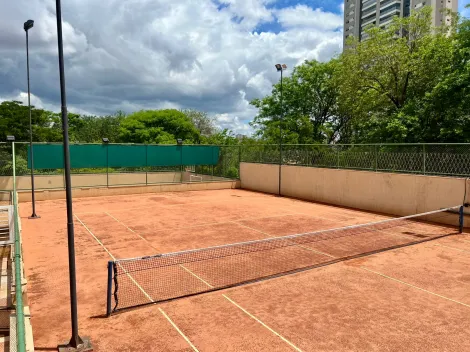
343;0;458;45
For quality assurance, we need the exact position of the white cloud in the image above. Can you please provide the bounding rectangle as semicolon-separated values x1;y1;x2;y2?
0;0;343;133
276;5;343;31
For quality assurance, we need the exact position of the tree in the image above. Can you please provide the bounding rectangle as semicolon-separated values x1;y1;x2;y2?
412;8;470;142
337;7;457;142
68;112;125;143
0;101;62;142
181;109;217;136
250;60;349;144
118;109;201;144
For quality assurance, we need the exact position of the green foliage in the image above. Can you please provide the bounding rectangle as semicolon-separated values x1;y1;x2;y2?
249;6;469;144
0;101;61;142
250;60;349;144
225;166;239;179
68;112;126;143
181;109;217;136
119;109;201;144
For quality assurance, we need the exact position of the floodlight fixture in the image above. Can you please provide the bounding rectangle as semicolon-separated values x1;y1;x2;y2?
177;139;183;145
275;63;287;72
102;138;109;143
24;20;34;31
6;136;15;142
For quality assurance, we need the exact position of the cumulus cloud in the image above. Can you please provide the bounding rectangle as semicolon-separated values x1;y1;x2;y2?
276;5;343;30
0;0;344;134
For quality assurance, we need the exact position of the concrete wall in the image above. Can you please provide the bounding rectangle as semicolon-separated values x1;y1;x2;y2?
17;180;240;202
240;163;280;195
240;162;470;227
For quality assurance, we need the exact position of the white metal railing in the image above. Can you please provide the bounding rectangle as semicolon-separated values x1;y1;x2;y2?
0;206;14;245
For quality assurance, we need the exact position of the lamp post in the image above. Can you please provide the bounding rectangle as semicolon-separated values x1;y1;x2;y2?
275;64;287;196
24;20;39;219
55;0;92;350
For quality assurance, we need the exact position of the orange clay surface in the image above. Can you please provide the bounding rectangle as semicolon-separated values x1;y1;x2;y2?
19;189;470;351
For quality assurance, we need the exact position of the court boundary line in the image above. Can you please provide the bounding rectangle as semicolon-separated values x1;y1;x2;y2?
158;307;200;352
74;214;154;303
95;212;300;235
222;294;303;352
75;197;288;215
74;214;201;351
360;266;470;308
100;212;308;350
104;211;159;251
433;243;470;254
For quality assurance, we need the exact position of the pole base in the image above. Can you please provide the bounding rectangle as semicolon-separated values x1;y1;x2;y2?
58;337;93;352
28;214;41;219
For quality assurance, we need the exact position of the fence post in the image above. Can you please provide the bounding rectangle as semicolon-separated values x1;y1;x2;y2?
180;145;183;183
237;145;241;179
459;206;464;234
106;143;109;188
423;144;426;175
106;261;114;317
374;145;378;171
336;146;340;169
145;144;148;186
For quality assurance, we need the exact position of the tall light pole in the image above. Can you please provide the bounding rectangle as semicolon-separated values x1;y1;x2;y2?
24;20;39;219
275;64;287;196
55;0;92;350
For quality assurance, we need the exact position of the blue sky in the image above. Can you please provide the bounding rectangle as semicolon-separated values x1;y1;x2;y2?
0;0;467;134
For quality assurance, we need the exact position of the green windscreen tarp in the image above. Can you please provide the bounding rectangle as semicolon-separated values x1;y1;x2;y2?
27;144;220;169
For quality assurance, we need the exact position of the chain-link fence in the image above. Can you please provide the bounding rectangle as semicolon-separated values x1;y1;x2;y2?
241;144;470;177
2;143;469;192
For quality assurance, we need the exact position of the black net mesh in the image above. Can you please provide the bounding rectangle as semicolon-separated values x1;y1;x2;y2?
109;207;461;313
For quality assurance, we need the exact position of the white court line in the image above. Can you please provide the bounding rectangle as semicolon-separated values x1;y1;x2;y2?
222;294;303;352
158;308;200;352
104;211;159;250
434;243;470;254
74;214;153;302
76;197;282;215
104;212;299;236
360;266;470;308
179;264;214;288
103;214;305;350
74;214;200;351
74;215;117;261
104;212;216;288
234;221;336;258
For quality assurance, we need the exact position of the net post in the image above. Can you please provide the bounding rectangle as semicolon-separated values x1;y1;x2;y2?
106;261;114;317
459;206;464;234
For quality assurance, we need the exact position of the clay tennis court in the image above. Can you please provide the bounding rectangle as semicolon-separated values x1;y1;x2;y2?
19;189;470;351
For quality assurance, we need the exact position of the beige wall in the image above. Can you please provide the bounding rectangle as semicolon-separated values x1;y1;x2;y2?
17;180;240;202
240;162;470;227
240;163;280;195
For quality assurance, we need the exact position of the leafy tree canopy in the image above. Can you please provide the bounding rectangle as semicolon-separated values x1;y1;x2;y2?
118;109;201;144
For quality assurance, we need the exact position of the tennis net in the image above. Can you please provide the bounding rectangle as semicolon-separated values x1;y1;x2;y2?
106;206;464;315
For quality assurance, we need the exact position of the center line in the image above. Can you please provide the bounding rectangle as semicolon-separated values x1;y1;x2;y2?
222;294;303;352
